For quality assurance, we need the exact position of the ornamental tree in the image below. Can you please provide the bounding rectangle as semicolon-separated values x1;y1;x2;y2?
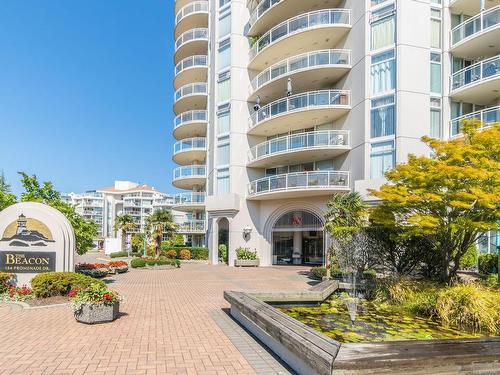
145;209;177;258
0;171;17;210
369;121;500;283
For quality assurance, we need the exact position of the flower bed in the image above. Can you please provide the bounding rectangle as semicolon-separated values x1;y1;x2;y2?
71;283;120;324
108;261;129;274
75;263;109;278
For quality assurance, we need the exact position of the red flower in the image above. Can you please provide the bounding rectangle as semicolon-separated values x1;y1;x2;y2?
103;293;113;300
68;289;78;298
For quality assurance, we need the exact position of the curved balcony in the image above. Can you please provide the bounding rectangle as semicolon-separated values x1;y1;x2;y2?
248;0;343;36
248;170;350;200
176;219;205;234
450;0;500;15
175;1;208;39
174;110;207;139
174;28;208;64
450;6;500;58
450;105;500;137
173;83;208;114
450;55;500;105
173;165;206;189
248;90;350;136
174;55;208;89
249;49;350;102
248;130;350;168
175;0;199;14
173;192;206;212
248;9;351;71
173;137;207;165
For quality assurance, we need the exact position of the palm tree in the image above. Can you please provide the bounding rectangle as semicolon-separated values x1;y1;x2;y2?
114;214;137;253
324;192;367;278
145;209;177;258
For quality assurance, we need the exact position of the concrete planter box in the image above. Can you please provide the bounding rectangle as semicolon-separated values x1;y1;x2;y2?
74;302;119;324
235;259;260;267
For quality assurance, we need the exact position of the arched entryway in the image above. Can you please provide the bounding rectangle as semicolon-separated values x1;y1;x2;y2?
217;217;229;264
272;210;324;265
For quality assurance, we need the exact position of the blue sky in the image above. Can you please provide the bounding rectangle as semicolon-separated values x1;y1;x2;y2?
0;1;178;196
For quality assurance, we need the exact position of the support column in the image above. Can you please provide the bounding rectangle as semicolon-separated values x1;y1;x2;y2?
292;231;303;265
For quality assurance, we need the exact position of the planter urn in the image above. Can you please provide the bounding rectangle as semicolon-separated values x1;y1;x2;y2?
74;302;120;324
234;259;260;267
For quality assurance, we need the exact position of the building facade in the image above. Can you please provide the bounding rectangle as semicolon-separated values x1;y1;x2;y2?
66;181;187;245
171;0;500;265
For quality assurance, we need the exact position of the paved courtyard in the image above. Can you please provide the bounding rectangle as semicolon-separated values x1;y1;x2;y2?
0;255;313;375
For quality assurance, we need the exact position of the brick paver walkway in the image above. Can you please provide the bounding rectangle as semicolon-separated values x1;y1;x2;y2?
0;259;312;375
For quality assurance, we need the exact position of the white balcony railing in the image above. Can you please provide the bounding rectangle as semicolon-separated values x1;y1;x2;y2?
250;90;350;130
174;192;206;205
174;83;208;103
451;6;500;46
174;110;208;129
175;1;208;26
249;9;350;61
250;49;350;92
175;55;208;76
450;105;500;137
249;130;350;162
173;165;206;180
249;0;282;27
173;137;206;154
175;28;208;51
248;171;350;196
176;219;206;232
450;55;500;92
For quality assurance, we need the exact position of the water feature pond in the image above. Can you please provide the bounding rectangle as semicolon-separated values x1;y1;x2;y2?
279;295;491;343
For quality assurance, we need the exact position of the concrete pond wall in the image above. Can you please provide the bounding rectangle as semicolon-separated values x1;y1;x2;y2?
224;281;500;375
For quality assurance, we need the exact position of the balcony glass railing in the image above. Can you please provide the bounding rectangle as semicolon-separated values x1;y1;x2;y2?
251;49;350;92
450;106;500;137
174;83;208;102
175;28;208;51
249;0;282;27
249;171;350;196
173;137;206;154
174;192;206;205
175;55;208;76
450;55;500;91
174;110;208;129
176;219;205;232
173;165;206;180
451;6;500;46
249;130;350;162
250;90;350;129
249;9;350;61
175;1;208;25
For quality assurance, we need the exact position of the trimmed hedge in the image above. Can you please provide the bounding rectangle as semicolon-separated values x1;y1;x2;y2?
478;254;498;275
110;251;128;258
31;272;105;298
160;246;208;260
131;258;181;268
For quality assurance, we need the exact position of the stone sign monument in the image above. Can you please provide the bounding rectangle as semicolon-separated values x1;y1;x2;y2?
0;202;75;285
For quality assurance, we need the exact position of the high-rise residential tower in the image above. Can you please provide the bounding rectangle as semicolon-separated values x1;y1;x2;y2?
171;0;500;266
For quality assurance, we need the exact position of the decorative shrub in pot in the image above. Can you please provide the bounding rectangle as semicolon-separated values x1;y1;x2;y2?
108;261;129;274
71;284;120;324
235;247;259;267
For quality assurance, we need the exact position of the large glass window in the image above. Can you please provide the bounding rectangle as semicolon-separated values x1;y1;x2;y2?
216;137;230;166
371;95;395;138
217;110;230;135
430;108;441;138
370;141;395;178
217;168;230;194
219;0;230;8
430;52;442;94
431;8;441;48
218;12;231;38
217;72;230;103
218;39;231;71
371;49;396;94
371;14;395;50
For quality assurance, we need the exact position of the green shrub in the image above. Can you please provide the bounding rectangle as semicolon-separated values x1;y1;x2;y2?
362;269;377;280
218;244;228;262
110;251;129;258
374;277;417;304
478;254;498;275
31;272;105;298
165;249;178;258
236;247;258;260
0;272;14;293
131;258;147;268
481;273;499;288
179;249;191;260
160;247;209;260
459;245;478;270
310;267;326;280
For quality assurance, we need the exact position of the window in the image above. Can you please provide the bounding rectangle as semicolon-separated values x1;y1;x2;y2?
431;8;441;48
217;168;230;194
219;0;230;9
371;49;396;94
218;12;231;38
370;141;395;178
430;52;442;94
430;107;441;139
216;136;230;166
217;72;231;103
371;14;395;50
217;110;230;135
371;95;395;138
218;39;231;71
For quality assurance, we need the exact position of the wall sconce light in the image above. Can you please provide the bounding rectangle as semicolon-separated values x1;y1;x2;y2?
243;226;252;241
